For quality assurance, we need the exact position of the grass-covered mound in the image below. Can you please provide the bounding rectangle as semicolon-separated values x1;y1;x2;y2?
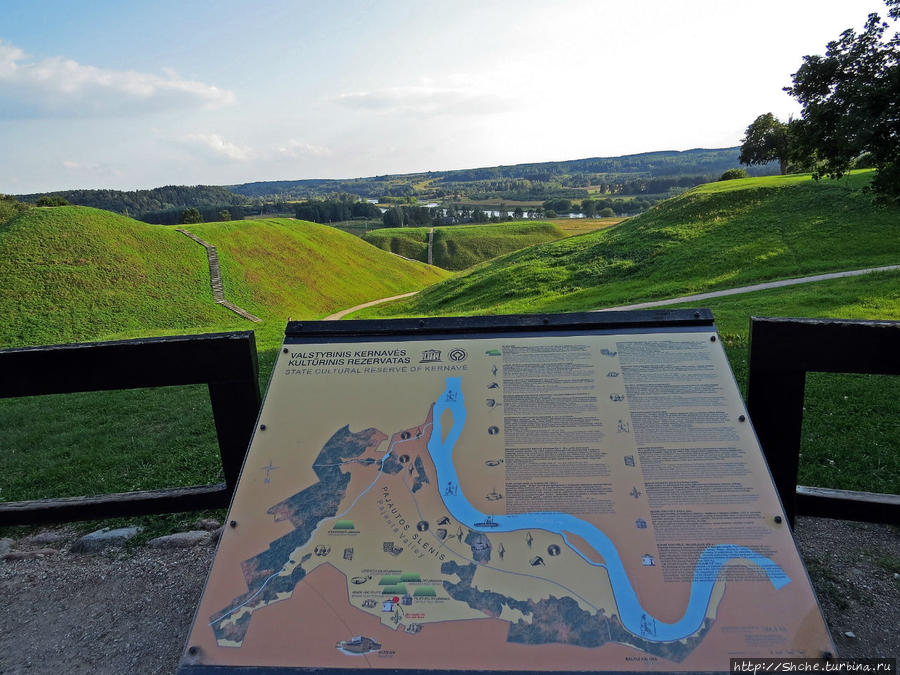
363;221;567;270
0;206;249;348
186;218;449;326
359;172;899;317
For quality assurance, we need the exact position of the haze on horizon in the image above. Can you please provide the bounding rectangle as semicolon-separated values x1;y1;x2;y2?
0;0;891;194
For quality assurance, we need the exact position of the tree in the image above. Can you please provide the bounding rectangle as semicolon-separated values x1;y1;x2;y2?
785;0;900;203
179;208;203;224
218;210;231;221
739;113;795;175
598;207;616;218
36;195;69;206
720;168;748;181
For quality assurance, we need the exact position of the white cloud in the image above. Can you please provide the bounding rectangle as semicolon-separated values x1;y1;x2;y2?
275;139;331;159
0;39;235;118
332;83;513;116
179;133;251;161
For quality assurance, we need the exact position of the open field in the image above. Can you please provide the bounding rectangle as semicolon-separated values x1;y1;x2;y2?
554;216;624;236
364;220;567;270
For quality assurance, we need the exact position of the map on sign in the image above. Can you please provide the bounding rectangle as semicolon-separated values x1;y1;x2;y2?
182;330;834;672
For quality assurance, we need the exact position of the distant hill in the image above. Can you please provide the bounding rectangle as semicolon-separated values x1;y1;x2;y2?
355;171;900;318
16;147;778;223
364;221;567;270
229;147;775;201
14;185;247;224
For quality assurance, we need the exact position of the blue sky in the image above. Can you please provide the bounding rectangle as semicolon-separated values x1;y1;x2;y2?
0;0;891;192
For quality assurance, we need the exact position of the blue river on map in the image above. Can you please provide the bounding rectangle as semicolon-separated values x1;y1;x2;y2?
424;376;790;643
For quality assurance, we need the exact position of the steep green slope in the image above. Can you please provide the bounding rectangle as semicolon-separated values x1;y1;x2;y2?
358;172;899;317
0;209;449;350
363;221;567;270
186;219;449;325
0;206;248;348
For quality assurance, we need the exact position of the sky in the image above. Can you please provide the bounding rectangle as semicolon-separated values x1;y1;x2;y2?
0;0;892;193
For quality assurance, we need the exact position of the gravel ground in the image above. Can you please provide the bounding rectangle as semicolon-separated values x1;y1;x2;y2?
0;516;897;673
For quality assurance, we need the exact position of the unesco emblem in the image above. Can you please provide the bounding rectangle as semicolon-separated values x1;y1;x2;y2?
448;348;467;362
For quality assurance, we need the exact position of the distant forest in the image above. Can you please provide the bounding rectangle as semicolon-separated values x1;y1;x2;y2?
16;147;777;224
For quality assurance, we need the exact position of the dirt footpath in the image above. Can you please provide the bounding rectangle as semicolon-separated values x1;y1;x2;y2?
0;516;897;673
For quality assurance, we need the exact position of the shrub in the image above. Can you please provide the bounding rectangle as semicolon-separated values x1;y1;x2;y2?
719;169;748;181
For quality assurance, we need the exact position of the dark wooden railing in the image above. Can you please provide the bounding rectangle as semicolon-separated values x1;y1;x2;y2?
748;317;900;525
0;332;261;526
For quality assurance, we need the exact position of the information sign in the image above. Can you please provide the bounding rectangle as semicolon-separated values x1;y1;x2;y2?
180;311;834;673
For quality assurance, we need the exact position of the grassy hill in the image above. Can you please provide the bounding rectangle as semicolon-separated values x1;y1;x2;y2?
356;172;900;317
363;221;567;270
183;218;448;336
0;206;251;348
0;208;448;350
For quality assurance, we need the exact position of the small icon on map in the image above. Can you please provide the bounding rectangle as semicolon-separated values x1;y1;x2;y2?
383;541;403;556
617;419;631;433
529;556;546;567
624;455;635;467
491;364;499;377
607;371;620;378
437;516;451;525
484;458;504;467
547;544;561;557
416;520;429;532
485;398;499;408
600;349;618;357
641;554;655;567
402;594;413;606
610;393;625;402
630;486;642;499
445;390;458;402
405;623;422;634
399;454;410;464
448;348;467;362
456;527;463;543
636;518;647;529
436;528;448;540
487;382;500;389
485;488;503;501
361;598;378;608
336;635;382;654
351;575;371;585
526;531;533;548
498;542;506;560
444;482;458;496
314;545;331;556
382;600;395;612
261;460;279;484
343;547;354;560
485;349;501;356
401;431;411;440
487;426;500;435
420;349;442;363
640;614;657;637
